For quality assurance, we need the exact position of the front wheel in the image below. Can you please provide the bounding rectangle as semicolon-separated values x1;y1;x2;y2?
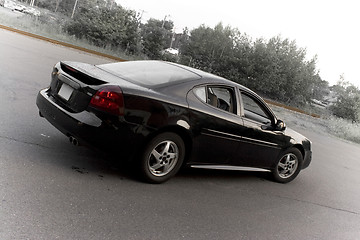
139;132;185;183
272;148;303;183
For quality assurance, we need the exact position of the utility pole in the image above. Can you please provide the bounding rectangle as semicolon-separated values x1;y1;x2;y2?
108;0;116;10
55;0;61;12
71;0;79;19
161;15;170;29
138;9;145;22
169;31;175;49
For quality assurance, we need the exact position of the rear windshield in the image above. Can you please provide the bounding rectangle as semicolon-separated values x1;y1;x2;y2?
97;61;201;87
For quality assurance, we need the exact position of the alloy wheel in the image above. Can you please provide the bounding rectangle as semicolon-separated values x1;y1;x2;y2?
276;153;299;179
147;140;179;177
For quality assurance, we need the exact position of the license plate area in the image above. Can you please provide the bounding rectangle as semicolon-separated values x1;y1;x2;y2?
58;83;73;101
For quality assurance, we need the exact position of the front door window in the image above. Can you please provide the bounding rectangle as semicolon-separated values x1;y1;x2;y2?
241;93;271;124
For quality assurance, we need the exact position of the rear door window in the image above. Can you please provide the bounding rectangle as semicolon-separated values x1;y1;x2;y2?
194;86;236;114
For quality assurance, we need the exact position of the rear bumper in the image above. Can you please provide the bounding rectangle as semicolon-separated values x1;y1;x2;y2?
36;88;141;159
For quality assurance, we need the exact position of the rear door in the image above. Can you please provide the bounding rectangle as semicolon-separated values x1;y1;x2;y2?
187;85;244;164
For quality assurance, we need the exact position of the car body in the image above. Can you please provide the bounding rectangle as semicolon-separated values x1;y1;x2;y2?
36;60;312;183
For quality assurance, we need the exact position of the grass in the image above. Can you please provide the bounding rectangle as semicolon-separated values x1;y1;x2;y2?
0;8;141;61
1;6;360;145
271;104;360;144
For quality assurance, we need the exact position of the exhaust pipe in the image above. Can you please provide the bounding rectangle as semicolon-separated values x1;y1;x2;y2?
69;136;80;146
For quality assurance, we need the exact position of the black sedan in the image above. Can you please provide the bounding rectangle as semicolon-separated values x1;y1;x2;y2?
36;60;312;183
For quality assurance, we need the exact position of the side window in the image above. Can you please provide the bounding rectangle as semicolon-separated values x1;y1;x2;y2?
241;93;271;124
207;86;236;114
193;87;206;102
193;86;236;114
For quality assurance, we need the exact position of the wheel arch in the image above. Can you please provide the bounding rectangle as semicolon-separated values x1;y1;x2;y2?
143;125;193;164
271;145;304;183
293;144;305;160
272;144;304;170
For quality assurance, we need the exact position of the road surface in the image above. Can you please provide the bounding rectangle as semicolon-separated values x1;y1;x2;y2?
0;28;360;240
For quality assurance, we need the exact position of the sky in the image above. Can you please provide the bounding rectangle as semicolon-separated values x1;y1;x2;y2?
116;0;360;87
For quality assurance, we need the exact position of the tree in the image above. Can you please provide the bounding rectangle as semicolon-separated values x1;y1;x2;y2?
140;18;174;59
179;24;321;106
180;23;242;74
35;0;111;16
330;78;360;122
65;5;140;54
243;36;321;105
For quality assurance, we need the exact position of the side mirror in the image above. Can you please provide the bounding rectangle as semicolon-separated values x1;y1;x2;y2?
261;122;273;130
275;120;286;131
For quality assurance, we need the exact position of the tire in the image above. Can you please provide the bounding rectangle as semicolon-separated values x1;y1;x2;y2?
272;147;303;183
139;132;185;183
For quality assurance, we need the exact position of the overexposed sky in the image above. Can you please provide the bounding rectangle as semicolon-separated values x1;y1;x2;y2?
116;0;360;87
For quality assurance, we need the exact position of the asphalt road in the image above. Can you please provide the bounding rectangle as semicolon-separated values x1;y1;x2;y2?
1;28;360;240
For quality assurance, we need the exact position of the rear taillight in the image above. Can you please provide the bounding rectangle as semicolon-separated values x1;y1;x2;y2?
89;86;124;116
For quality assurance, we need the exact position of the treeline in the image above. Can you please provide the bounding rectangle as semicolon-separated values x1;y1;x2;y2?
19;0;360;122
330;79;360;122
180;24;322;105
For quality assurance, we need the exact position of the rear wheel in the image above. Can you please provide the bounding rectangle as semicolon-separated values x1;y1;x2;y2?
272;148;303;183
139;132;185;183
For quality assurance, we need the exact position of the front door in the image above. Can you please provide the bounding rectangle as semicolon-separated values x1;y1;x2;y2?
232;91;286;168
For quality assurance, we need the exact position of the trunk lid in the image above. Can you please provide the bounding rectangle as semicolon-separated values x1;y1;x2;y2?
48;61;142;113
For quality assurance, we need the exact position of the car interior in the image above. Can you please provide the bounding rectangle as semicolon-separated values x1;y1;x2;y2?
207;87;234;113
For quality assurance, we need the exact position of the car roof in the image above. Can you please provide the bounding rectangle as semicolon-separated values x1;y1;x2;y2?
160;62;254;92
97;60;253;93
96;60;202;87
171;63;254;92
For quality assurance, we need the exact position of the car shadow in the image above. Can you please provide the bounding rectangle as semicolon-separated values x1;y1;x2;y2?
59;148;271;184
176;167;271;183
35;135;272;184
33;135;140;181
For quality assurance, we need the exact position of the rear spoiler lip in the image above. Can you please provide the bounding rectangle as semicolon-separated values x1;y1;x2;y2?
60;61;108;86
58;61;152;93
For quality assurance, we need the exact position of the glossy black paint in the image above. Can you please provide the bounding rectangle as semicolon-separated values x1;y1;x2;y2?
36;60;311;173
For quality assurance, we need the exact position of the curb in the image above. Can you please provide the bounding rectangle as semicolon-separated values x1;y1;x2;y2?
0;24;126;62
